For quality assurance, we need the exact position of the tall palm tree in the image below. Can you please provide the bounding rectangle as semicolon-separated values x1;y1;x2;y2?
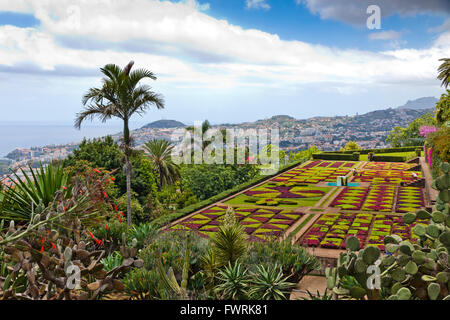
437;58;450;89
143;139;181;191
75;61;164;226
186;119;213;151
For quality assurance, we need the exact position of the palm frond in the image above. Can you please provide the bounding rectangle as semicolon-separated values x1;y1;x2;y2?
438;58;450;89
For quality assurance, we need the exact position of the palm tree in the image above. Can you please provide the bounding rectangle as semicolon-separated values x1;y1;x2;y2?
186;120;213;151
437;58;450;89
143;139;181;191
75;61;164;226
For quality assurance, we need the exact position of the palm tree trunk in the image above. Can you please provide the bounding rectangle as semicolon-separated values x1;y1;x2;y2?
125;155;132;226
124;118;132;226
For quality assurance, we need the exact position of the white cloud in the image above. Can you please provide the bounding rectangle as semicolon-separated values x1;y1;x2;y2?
368;30;402;41
246;0;271;11
296;0;450;25
0;0;448;92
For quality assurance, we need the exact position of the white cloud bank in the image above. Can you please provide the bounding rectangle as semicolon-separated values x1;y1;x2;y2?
0;0;448;91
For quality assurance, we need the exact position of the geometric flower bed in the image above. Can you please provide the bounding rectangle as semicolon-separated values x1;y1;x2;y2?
330;187;370;210
300;212;373;249
351;169;422;185
271;167;350;184
299;212;430;251
363;162;417;171
169;205;305;241
302;160;357;169
395;186;425;213
361;185;395;212
366;214;430;251
225;184;331;208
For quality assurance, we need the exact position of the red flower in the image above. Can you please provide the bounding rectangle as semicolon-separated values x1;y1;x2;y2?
93;169;101;174
114;204;118;211
40;246;44;253
103;192;108;198
88;231;95;239
105;223;109;231
120;211;124;217
41;237;45;244
62;186;67;190
51;243;57;250
110;176;115;181
95;239;101;245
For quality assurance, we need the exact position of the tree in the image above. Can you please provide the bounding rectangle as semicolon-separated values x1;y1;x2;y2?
64;137;158;206
342;141;360;151
75;61;164;226
435;90;450;126
143;139;181;191
181;163;258;200
437;57;450;89
186;120;212;151
386;112;436;147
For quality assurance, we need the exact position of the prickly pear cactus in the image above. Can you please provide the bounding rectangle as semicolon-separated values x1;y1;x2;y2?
326;162;450;300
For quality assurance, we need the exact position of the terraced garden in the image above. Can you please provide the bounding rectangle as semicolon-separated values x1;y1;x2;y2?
168;159;432;254
170;205;305;241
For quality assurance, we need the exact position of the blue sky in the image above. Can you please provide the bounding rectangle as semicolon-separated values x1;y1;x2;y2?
0;0;449;126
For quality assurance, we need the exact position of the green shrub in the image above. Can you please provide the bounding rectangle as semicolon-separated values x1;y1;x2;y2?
247;240;320;283
312;153;355;160
139;230;209;276
123;268;162;300
371;155;406;162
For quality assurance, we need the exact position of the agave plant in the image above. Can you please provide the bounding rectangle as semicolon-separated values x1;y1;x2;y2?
248;264;294;300
101;251;124;272
214;262;250;300
127;223;160;249
210;207;248;267
0;164;71;221
302;289;333;300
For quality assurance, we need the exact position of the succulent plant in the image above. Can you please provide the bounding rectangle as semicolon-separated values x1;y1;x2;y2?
325;162;450;300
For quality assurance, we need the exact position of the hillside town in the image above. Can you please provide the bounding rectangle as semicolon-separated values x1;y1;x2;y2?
0;106;432;186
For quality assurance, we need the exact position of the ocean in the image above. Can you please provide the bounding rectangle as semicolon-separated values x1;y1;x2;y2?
0;121;144;158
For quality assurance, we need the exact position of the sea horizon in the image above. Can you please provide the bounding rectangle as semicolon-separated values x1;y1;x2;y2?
0;121;145;158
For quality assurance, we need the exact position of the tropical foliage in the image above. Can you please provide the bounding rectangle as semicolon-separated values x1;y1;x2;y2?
143;139;181;190
75;61;165;225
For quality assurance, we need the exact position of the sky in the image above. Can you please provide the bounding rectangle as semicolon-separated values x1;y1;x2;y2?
0;0;449;126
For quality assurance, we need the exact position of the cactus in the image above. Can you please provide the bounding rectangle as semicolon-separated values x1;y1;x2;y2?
325;163;450;300
157;233;192;299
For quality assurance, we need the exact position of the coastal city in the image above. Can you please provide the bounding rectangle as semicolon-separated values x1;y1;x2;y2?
0;104;432;186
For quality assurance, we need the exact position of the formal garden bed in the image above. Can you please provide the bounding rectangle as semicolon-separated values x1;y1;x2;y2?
271;167;350;184
169;205;305;241
395;186;426;213
351;169;422;184
224;183;331;208
298;212;430;251
362;161;418;171
330;187;370;210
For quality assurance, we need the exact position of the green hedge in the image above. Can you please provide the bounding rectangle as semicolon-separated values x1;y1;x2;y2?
312;153;358;161
326;146;422;155
151;157;310;228
371;155;406;162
